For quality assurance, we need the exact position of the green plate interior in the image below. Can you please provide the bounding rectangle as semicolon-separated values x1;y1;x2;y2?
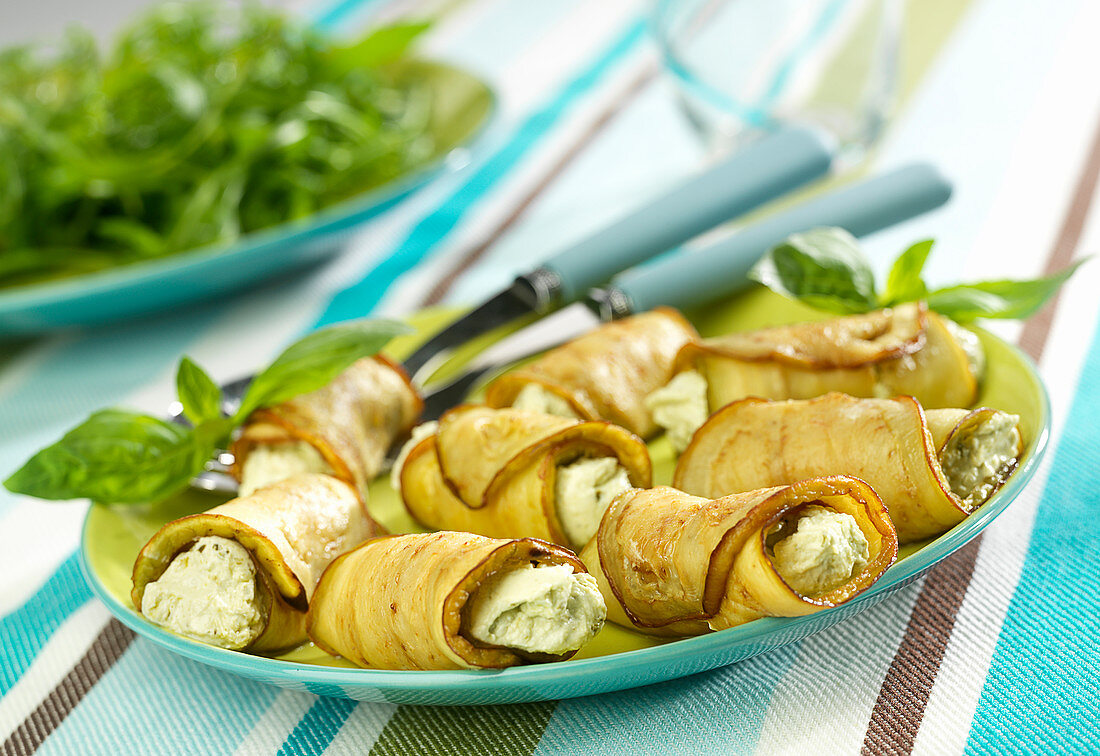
0;60;495;332
81;288;1050;703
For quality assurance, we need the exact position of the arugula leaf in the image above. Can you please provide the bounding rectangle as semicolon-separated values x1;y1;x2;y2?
882;239;933;306
328;22;431;73
0;5;437;290
234;319;412;422
924;259;1086;322
3;410;216;503
176;356;222;426
749;228;878;314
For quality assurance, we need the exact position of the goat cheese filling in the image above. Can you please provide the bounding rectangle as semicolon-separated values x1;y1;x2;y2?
938;412;1020;509
238;441;332;497
644;370;709;453
510;383;579;419
942;318;986;381
465;564;605;656
390;421;439;492
769;506;869;597
141;537;265;649
554;457;632;547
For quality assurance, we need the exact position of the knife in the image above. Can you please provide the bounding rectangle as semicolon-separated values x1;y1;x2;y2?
417;162;953;420
400;126;835;382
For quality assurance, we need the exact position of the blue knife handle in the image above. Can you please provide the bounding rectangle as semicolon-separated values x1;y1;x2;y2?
604;163;953;314
540;126;835;301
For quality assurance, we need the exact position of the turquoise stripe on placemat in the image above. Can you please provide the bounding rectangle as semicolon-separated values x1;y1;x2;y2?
277;697;359;756
0;554;90;695
35;638;279;755
966;304;1100;754
311;0;383;31
312;18;647;327
536;644;801;755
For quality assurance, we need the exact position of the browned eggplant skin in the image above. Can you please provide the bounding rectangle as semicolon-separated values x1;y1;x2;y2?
672;302;978;412
231;355;422;500
131;474;376;653
674;393;1020;543
398;405;652;545
484;307;700;438
580;478;897;636
306;532;589;670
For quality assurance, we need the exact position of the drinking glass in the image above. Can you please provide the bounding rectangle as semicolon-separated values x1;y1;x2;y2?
652;0;902;164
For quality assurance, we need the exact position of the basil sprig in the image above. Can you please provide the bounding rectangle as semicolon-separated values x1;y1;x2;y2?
749;227;1084;321
4;319;410;504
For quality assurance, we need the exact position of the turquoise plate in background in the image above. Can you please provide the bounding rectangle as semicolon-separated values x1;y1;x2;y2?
0;60;494;334
79;290;1051;706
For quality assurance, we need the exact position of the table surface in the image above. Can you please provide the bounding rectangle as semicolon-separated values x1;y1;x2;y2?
2;0;1099;754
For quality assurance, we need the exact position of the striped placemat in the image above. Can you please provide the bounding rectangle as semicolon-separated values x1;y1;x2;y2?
2;0;1099;753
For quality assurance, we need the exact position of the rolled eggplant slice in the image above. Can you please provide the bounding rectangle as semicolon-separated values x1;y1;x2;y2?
578;478;897;635
132;474;375;652
232;356;422;500
306;532;606;670
647;303;981;452
484;307;699;438
395;406;652;549
674;393;1022;543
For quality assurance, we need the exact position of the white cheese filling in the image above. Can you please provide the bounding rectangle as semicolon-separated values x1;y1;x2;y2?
238;441;332;497
554;457;632;547
939;412;1020;509
465;564;606;656
769;506;869;597
942;318;986;381
141;536;265;650
510;383;579;419
390;420;439;493
644;370;709;453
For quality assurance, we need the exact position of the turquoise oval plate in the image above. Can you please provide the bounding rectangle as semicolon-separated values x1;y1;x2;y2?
80;289;1050;705
0;60;494;334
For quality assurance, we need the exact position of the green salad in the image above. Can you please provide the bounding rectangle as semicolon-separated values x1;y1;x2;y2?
0;3;436;288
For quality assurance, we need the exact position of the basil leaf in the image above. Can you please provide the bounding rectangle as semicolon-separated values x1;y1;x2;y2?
176;357;222;426
3;410;215;503
750;227;878;314
234;319;411;421
926;259;1087;322
882;239;933;306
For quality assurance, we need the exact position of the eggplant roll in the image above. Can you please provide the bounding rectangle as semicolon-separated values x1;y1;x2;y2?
674;393;1023;543
578;478;897;635
484;307;699;438
232;355;422;500
646;303;982;451
306;532;606;670
132;474;375;652
394;406;652;549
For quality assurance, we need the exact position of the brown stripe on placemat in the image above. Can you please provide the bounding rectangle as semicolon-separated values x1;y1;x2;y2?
1;619;135;756
420;62;658;307
1018;114;1100;363
860;113;1100;756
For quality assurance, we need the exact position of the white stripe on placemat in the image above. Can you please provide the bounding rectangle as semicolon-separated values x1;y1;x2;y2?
322;702;400;754
752;587;922;754
232;690;320;756
0;500;87;618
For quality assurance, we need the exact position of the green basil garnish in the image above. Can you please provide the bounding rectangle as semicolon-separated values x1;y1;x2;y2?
750;227;1084;322
5;318;410;504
